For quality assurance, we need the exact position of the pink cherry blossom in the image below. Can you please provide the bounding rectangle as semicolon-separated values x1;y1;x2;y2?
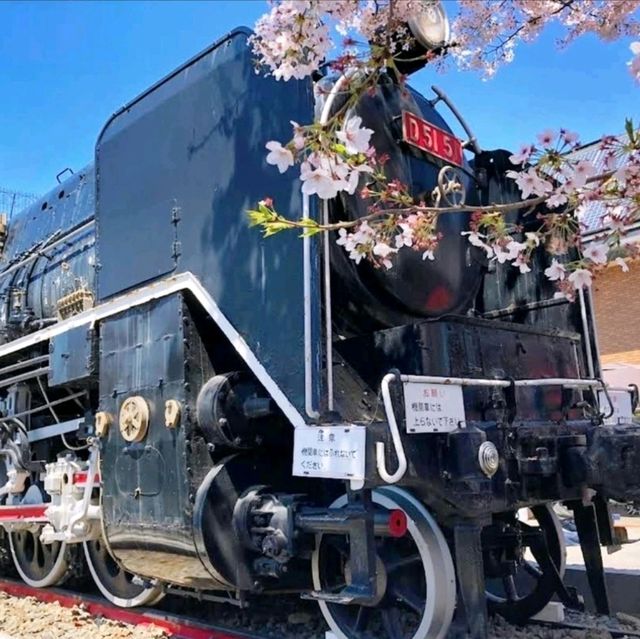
546;191;568;209
301;162;342;199
506;167;552;199
568;268;593;290
373;242;398;269
571;160;596;188
345;164;374;195
513;253;531;274
583;244;608;265
463;231;494;257
544;259;567;281
615;257;630;272
536;129;556;147
509;144;535;165
265;141;294;173
290;121;306;150
630;42;640;82
554;288;575;302
506;240;526;259
607;206;628;230
251;0;640;285
452;2;640;78
337;228;358;253
337;116;374;155
394;224;414;249
525;232;540;247
560;129;580;146
422;249;435;261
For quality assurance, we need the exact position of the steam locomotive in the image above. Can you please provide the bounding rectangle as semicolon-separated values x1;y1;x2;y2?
1;10;640;639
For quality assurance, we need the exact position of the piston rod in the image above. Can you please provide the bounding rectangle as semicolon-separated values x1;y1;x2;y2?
295;507;407;538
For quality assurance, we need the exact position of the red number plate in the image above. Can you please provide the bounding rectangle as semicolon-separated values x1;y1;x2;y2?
402;111;464;168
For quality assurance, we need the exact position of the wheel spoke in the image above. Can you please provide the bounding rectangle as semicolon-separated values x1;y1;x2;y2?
83;539;164;607
502;575;518;602
353;606;371;632
10;528;67;587
529;540;552;570
386;553;421;573
381;607;403;639
523;561;543;579
390;584;425;615
314;490;457;639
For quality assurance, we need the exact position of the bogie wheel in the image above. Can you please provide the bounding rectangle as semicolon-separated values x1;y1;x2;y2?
84;537;164;607
485;504;566;624
9;528;69;588
312;487;456;639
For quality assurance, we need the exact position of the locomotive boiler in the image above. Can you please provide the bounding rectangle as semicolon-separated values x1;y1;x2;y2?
0;11;640;639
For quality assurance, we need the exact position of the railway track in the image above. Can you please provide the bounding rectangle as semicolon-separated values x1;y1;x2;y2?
0;576;639;639
0;578;260;639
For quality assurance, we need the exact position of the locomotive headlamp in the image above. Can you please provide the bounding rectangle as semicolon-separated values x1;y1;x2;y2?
407;1;451;51
393;1;451;75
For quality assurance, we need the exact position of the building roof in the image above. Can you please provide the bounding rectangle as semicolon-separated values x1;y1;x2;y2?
568;137;628;234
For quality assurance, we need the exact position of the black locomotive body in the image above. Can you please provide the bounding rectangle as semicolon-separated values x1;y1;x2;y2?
0;25;639;639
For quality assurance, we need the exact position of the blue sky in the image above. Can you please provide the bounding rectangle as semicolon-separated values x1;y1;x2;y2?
0;0;638;196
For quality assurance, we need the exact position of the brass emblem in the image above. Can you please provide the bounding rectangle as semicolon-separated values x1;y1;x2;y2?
164;399;181;429
119;396;150;443
95;411;113;437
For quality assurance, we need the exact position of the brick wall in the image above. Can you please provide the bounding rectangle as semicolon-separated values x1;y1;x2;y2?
592;262;640;364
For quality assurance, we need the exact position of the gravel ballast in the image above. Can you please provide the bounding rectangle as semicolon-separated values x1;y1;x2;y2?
1;587;640;639
0;591;167;639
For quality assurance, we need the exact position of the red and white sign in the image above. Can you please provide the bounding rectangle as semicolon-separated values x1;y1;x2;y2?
403;381;466;433
402;111;464;168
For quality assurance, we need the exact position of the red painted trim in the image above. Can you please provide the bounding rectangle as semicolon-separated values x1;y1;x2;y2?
0;504;47;520
72;471;101;485
0;579;255;639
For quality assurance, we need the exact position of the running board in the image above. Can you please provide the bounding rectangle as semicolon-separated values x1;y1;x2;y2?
0;504;47;524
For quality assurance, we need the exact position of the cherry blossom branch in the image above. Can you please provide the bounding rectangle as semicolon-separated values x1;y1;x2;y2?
249;0;640;289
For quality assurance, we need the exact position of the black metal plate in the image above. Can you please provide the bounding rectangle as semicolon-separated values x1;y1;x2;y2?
95;28;317;419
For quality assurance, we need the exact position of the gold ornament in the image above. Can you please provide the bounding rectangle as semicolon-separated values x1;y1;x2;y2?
119;396;150;443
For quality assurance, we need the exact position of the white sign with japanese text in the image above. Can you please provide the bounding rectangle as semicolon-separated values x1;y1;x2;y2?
598;389;634;426
292;426;367;480
403;382;466;433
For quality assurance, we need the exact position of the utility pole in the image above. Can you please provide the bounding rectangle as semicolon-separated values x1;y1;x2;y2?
0;187;38;220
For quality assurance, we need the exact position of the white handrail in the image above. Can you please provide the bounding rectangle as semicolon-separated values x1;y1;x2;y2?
303;193;320;419
377;372;611;485
397;374;604;389
317;74;352;413
378;373;408;484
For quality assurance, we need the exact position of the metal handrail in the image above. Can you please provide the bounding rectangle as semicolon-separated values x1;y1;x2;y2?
377;372;611;485
396;374;604;389
378;374;409;484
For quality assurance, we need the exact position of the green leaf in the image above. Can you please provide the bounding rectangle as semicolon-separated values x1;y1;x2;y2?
262;221;294;237
247;209;267;227
300;227;323;237
331;142;348;156
625;118;636;145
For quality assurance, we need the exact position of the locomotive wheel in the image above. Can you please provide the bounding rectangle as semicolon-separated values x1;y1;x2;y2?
485;504;566;624
312;487;456;639
9;528;69;588
84;538;164;607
